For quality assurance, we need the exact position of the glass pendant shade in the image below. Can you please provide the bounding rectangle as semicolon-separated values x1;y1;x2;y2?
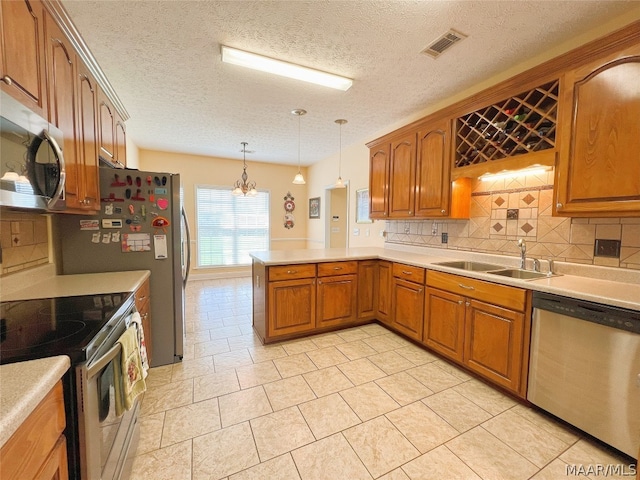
334;119;347;188
292;109;307;185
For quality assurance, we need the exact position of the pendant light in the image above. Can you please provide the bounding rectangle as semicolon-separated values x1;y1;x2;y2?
334;119;347;188
292;109;307;185
232;142;257;196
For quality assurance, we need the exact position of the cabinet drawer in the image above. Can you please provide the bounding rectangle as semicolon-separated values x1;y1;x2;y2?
427;271;526;311
317;261;358;277
269;264;316;281
393;263;425;284
134;279;151;309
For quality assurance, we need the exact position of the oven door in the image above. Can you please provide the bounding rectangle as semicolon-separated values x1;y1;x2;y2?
77;325;141;479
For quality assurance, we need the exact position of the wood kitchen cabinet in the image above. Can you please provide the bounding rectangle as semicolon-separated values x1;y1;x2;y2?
388;133;417;218
377;260;393;325
555;44;640;217
426;271;530;396
357;260;377;320
0;0;47;117
266;264;317;338
1;381;68;480
391;263;425;341
98;87;116;162
114;113;127;167
317;261;358;328
369;143;390;219
134;278;152;363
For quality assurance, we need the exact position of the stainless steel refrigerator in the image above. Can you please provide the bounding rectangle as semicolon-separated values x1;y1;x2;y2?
54;166;191;367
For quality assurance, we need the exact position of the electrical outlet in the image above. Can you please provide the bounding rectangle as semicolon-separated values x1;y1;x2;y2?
441;232;448;244
594;239;621;258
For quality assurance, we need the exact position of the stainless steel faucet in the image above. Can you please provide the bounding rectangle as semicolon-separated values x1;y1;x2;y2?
518;239;526;269
532;258;540;272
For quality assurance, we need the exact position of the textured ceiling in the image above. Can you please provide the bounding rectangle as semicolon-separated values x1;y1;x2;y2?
61;0;637;166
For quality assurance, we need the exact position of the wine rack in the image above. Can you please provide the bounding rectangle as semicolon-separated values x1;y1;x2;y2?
454;80;559;168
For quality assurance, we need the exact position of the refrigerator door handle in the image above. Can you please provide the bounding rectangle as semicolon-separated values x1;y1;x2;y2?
182;206;191;286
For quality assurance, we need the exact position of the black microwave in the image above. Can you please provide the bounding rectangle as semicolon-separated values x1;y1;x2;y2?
0;91;66;211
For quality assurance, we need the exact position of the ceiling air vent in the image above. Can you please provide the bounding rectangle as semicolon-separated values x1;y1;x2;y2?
421;29;467;59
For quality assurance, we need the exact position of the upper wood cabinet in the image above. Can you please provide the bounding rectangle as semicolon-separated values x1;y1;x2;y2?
388;133;417;218
0;0;47;117
555;44;640;217
416;120;450;217
115;114;127;167
75;64;100;211
369;143;390;219
98;88;116;161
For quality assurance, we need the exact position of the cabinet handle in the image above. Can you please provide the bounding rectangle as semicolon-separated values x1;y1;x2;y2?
458;300;464;305
256;275;260;288
465;301;470;307
333;266;342;270
286;270;297;274
418;288;423;293
556;202;563;209
402;271;413;275
458;283;475;290
137;295;147;301
1;75;12;85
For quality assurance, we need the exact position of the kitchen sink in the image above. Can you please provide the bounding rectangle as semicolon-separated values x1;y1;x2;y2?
488;269;550;280
433;260;506;272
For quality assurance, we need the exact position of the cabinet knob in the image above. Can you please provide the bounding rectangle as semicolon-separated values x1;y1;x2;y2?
465;301;470;307
137;295;147;301
441;210;446;214
408;210;412;215
1;75;12;86
458;300;464;305
383;212;387;216
318;280;322;285
556;202;563;209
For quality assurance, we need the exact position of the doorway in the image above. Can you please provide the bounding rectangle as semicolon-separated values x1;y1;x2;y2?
324;183;349;248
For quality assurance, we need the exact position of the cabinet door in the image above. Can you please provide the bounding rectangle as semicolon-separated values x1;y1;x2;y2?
115;117;127;167
424;287;465;362
464;299;524;393
268;278;316;337
317;274;357;328
415;120;452;217
388;133;417;218
392;278;424;341
76;64;100;211
34;436;68;480
98;88;115;161
0;0;47;116
369;143;390;219
44;14;82;210
377;260;392;324
555;45;640;216
357;261;377;320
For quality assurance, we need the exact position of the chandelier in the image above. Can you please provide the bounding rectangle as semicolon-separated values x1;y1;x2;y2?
232;142;257;196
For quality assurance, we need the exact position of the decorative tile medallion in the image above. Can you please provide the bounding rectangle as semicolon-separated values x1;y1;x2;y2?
522;194;536;205
492;223;504;232
520;222;534;234
494;196;505;207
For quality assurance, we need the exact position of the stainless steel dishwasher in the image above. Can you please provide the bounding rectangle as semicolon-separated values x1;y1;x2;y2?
528;292;640;458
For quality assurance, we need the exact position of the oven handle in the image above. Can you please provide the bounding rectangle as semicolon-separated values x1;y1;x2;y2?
86;343;121;380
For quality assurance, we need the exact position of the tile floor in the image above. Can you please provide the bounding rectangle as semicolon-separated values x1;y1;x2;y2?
130;277;636;480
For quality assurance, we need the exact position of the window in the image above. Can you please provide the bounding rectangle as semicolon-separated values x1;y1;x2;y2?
195;186;270;267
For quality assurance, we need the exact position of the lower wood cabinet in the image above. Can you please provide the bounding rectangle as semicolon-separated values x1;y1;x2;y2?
377;261;393;325
268;277;317;338
424;287;466;362
391;263;426;341
317;273;358;328
357;260;377;320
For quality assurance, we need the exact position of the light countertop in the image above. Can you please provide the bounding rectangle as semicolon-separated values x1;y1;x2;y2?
0;356;70;448
251;247;640;311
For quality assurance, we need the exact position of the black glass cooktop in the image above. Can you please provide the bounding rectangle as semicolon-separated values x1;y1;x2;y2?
0;292;133;365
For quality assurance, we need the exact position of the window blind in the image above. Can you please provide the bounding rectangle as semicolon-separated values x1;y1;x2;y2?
195;186;270;267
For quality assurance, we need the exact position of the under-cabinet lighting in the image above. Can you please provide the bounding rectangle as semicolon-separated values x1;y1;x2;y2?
479;166;551;182
221;46;353;91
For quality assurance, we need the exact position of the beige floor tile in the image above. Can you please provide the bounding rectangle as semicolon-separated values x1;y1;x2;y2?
250;406;315;461
282;339;319;355
303;366;354;397
407;362;465;392
343;416;419;478
401;445;482;480
171;356;216;382
213;349;254;370
336;340;378;360
483;409;572;467
193;370;240;402
209;325;243;340
453;379;516;416
559;439;634;480
185;330;211;345
359;323;393;337
145;365;173;388
423;389;491;433
340;381;400;421
263;375;316;411
161;398;221;447
298;393;361;439
368;350;416;374
362;334;405;353
309;332;346;349
291;433;372;480
338;357;387;385
229;453;301;480
386;401;459;453
529;458;589;479
227;333;262;350
235;361;281;389
378;469;411;480
140;379;194;416
181;344;195;360
375;371;434;406
248;345;288;363
336;327;371;342
130;439;192;480
306;346;349;369
218;386;272;427
510;404;580;445
193;339;231;358
431;359;473;381
135;412;165;455
192;422;260;480
394;345;439;365
273;353;318;378
446;426;538;480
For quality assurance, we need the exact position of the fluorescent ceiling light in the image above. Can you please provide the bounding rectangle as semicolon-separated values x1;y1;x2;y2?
479;166;551;182
221;46;353;91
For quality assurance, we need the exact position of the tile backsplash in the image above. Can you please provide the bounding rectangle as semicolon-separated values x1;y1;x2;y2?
385;170;640;270
0;211;49;275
